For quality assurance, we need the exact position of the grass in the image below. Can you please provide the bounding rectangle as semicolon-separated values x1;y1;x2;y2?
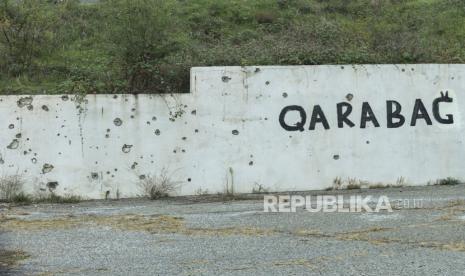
138;169;181;200
435;177;461;186
0;213;276;236
346;184;361;190
0;174;24;202
1;0;465;94
0;173;82;205
34;194;82;204
4;193;82;205
0;250;29;270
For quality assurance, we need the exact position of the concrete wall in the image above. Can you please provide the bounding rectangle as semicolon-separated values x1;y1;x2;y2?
0;64;463;199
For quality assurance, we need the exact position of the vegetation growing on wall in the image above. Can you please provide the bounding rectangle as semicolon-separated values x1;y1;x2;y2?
0;0;464;94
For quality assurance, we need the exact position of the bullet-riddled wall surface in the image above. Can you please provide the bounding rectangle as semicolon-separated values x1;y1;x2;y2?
0;64;463;199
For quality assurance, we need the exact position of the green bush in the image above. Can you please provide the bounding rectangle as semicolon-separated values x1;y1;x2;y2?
0;0;68;76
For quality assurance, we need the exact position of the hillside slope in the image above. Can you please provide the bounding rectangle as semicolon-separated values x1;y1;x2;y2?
0;0;464;94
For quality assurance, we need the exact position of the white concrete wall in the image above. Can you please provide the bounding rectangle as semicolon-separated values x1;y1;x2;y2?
0;64;464;199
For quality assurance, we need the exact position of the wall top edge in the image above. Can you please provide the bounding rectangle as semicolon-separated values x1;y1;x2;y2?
191;63;465;71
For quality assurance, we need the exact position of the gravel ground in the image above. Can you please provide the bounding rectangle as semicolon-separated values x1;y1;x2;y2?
1;184;465;275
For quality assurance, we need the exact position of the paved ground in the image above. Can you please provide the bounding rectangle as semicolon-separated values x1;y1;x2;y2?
1;184;465;276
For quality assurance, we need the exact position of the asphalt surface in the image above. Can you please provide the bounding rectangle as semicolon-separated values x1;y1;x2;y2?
1;184;465;275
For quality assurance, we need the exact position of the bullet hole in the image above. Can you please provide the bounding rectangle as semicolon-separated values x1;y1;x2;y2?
105;134;110;138
131;162;138;169
341;66;345;69
346;93;354;101
113;95;118;99
255;68;261;73
61;95;69;101
282;92;288;98
195;129;199;133
155;129;161;136
15;133;21;138
7;139;19;149
27;105;33;111
264;117;268;120
169;118;175;122
91;172;99;180
46;181;58;191
232;130;239;135
113;118;123;126
42;163;54;174
187;178;192;182
41;105;49;112
366;140;370;144
26;138;30;141
114;168;118;172
182;137;187;140
249;161;254;166
139;175;146;180
411;68;415;71
182;149;186;153
17;96;33;108
333;155;340;160
122;144;133;153
152;116;157;121
130;115;135;119
106;171;110;175
265;81;270;85
191;110;197;115
57;133;60;136
401;68;405;72
106;129;111;132
222;76;231;82
8;124;14;129
131;108;136;112
146;121;151;125
23;151;27;155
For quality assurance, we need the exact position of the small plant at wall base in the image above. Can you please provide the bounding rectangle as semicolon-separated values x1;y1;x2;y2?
0;174;31;203
138;169;181;200
435;177;461;186
252;183;269;194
